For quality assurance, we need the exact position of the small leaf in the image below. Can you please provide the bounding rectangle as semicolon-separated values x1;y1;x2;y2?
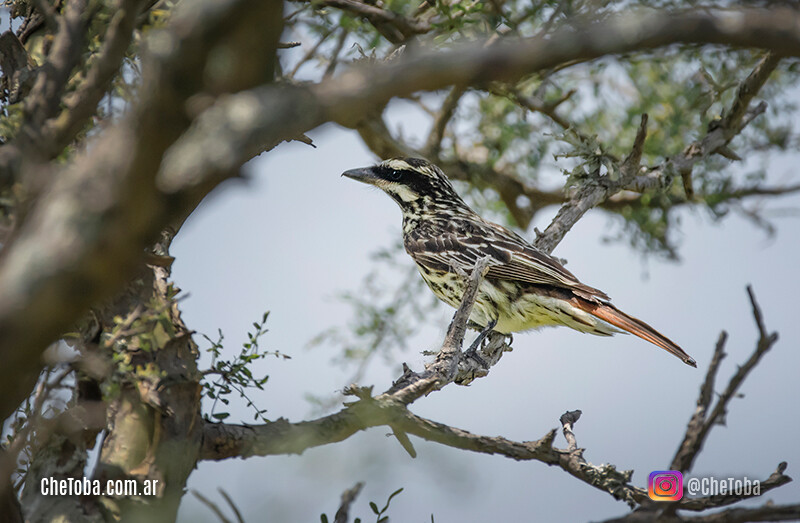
212;412;230;420
369;502;379;514
386;488;403;504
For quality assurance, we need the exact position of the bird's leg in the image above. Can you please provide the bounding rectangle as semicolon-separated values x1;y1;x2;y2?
465;319;497;364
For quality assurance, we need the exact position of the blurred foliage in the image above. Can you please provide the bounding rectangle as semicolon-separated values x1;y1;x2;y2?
306;240;441;410
319;486;404;523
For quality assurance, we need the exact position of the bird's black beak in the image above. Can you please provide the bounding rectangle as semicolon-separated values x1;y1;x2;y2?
342;166;380;185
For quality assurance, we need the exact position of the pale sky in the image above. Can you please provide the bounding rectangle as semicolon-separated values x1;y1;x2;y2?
171;110;800;521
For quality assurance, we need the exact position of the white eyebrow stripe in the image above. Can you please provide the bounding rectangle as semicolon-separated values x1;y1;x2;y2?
384;159;413;171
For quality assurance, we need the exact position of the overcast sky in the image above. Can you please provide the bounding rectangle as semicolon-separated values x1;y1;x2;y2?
170;109;800;521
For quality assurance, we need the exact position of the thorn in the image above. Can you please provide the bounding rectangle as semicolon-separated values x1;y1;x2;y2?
293;133;316;148
391;428;417;458
716;145;742;161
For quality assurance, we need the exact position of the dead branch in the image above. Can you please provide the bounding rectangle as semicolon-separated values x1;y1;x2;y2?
671;286;779;473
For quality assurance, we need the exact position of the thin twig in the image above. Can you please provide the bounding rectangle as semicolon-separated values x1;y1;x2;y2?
621;114;648;177
424;85;465;157
746;284;768;339
560;409;582;452
334;482;364;523
288;27;335;79
673;287;778;474
192;490;233;523
442;256;492;352
723;53;781;133
505;86;576;130
317;0;429;43
214;489;244;523
323;28;349;80
670;331;727;472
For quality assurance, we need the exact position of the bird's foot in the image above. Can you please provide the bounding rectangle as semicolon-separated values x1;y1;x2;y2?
465;320;497;364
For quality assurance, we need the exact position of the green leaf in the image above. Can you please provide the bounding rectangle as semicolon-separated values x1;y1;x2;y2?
386;488;403;505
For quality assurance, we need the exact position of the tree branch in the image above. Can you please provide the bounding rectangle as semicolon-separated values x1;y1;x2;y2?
671;286;779;473
678;462;792;512
0;0;284;421
22;0;89;130
200;284;791;515
602;501;800;523
534;52;779;254
670;331;727;472
423;85;465;157
47;0;146;151
311;0;429;43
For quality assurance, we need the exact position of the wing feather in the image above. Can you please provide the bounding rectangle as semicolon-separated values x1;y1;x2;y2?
404;225;609;301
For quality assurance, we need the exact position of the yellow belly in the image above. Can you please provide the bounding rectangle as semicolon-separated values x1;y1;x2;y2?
417;266;618;336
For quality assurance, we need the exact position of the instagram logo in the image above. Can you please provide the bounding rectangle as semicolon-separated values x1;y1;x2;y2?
648;471;683;501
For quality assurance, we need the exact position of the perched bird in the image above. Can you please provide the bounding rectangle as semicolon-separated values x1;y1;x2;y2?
343;157;696;367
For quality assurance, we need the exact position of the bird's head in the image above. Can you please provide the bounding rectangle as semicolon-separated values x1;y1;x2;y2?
342;158;464;214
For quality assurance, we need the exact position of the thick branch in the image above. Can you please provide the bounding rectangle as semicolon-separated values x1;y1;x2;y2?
201;407;648;506
47;0;145;151
0;0;284;421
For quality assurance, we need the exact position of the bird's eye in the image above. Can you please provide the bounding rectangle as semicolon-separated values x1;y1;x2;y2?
388;170;402;181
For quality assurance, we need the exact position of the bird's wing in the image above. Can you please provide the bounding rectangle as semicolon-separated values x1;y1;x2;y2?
404;233;507;274
485;247;610;301
405;225;610;301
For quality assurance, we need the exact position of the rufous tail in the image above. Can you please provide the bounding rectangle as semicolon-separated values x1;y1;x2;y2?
575;299;697;367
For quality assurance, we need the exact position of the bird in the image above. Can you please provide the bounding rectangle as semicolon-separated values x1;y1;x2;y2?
342;157;696;367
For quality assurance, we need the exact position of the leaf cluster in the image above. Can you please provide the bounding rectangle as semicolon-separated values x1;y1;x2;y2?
201;311;290;423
